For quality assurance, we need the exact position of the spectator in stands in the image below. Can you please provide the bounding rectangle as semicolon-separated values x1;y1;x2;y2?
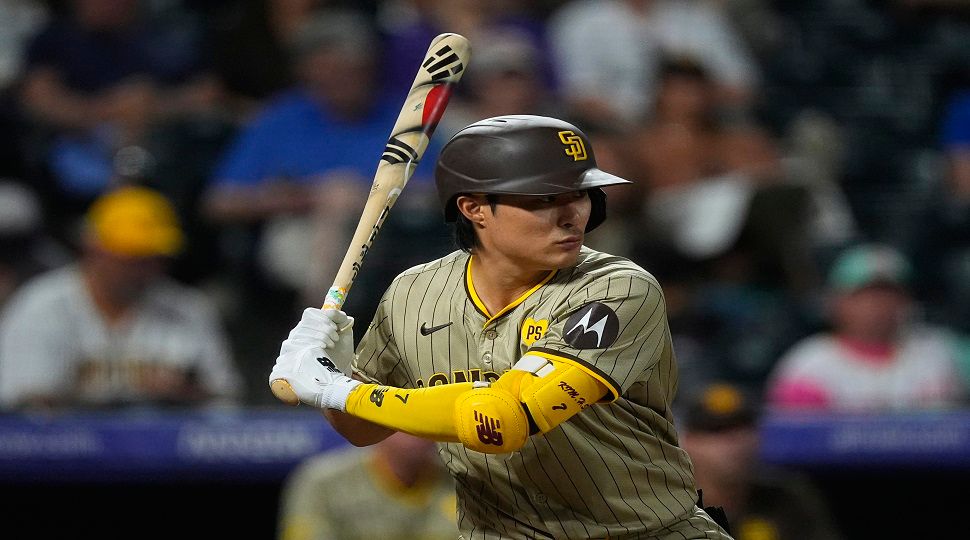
204;8;447;310
18;0;223;208
627;58;814;386
278;432;456;540
766;244;968;412
630;58;802;283
0;185;242;409
680;382;843;540
548;0;758;127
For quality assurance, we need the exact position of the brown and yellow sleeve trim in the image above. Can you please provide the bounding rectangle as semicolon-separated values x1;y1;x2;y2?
527;347;621;402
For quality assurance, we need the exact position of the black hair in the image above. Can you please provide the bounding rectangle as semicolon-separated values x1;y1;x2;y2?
658;55;711;82
452;194;498;253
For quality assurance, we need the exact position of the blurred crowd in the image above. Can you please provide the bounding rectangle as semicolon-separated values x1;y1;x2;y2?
0;0;969;416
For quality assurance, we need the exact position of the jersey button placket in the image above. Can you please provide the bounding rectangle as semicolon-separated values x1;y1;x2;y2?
480;326;496;366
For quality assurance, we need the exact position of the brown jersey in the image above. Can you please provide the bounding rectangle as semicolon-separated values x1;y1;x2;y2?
353;247;712;539
278;447;457;540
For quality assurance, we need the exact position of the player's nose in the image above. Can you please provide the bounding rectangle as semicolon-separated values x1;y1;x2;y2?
557;193;590;230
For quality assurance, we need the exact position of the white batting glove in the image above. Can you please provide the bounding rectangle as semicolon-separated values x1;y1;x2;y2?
280;308;356;372
269;308;360;410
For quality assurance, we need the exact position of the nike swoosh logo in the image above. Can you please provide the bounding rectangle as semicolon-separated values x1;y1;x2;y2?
420;321;453;336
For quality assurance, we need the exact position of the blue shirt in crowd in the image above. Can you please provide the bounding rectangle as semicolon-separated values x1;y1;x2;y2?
214;90;440;187
942;91;970;148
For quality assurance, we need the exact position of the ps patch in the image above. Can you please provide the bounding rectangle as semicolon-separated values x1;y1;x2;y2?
563;302;619;349
521;318;548;346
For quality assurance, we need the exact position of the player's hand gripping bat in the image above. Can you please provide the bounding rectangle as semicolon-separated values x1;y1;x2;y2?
270;33;471;405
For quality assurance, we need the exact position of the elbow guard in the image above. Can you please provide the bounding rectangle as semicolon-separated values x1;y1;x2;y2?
451;352;611;453
511;352;612;434
454;383;530;454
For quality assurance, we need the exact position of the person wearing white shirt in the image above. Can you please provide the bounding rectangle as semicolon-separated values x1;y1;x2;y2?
766;244;968;412
0;186;242;409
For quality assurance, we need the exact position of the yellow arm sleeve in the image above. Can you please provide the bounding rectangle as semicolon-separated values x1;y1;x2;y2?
342;353;608;453
344;381;530;453
344;382;472;443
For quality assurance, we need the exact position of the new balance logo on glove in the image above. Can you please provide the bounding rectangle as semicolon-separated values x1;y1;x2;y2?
316;357;340;373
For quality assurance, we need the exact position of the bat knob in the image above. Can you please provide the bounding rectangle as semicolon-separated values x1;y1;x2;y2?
271;379;300;406
431;32;461;44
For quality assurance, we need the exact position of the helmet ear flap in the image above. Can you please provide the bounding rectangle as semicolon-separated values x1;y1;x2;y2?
585;188;607;232
443;195;459;222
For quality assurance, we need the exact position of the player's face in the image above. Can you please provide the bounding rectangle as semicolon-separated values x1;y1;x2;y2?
87;247;167;304
833;284;910;341
481;190;591;270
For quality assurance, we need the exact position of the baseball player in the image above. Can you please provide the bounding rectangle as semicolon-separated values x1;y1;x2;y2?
278;432;456;540
270;115;733;539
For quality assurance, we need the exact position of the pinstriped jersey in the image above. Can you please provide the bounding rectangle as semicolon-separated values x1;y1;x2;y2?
353;247;705;540
278;447;457;540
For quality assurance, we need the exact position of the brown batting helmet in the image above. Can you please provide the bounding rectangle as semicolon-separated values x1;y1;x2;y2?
435;115;632;232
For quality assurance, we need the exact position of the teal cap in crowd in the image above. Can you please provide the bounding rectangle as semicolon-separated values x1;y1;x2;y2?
828;244;913;292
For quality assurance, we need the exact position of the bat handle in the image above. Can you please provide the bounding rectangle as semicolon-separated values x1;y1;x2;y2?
322;286;347;312
270;319;355;406
270;379;300;406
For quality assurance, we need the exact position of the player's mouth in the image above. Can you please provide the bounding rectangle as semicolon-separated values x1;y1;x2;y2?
556;236;583;250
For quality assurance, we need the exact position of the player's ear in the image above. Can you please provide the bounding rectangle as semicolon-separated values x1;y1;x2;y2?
456;194;488;226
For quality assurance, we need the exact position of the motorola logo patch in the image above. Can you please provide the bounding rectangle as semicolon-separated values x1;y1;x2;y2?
563;302;619;349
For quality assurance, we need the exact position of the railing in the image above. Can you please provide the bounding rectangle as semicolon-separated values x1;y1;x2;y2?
759;411;970;468
2;409;968;482
0;408;348;482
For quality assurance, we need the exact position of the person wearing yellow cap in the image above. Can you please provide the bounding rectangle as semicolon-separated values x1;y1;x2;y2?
0;186;242;409
680;383;843;540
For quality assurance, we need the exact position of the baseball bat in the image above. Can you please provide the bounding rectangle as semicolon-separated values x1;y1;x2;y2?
271;33;471;405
